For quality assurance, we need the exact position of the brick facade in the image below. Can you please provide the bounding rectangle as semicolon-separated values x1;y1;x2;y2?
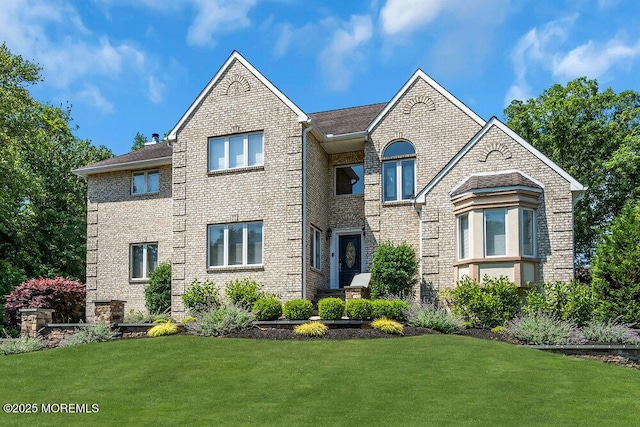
78;51;582;318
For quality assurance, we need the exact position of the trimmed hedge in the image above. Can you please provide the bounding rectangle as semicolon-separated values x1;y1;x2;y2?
345;299;372;320
252;298;282;321
283;299;313;320
371;299;408;321
318;297;345;320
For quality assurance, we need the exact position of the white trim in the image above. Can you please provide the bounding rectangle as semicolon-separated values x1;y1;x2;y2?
334;163;365;196
414;117;585;204
130;242;158;280
366;69;485;133
168;51;308;140
330;228;365;289
207;221;263;268
382;158;415;202
208;131;263;171
72;156;172;178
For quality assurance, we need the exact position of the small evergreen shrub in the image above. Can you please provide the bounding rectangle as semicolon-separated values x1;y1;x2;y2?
124;310;170;323
192;304;254;337
441;276;521;329
252;298;282;321
370;242;418;298
144;262;171;314
504;311;584;345
62;322;116;346
225;278;268;310
318;297;345;320
371;299;408;321
3;277;85;326
283;299;313;320
0;336;47;355
294;321;328;337
182;279;221;313
371;318;404;335
147;321;179;337
580;320;640;344
345;299;372;320
405;303;465;334
523;280;598;326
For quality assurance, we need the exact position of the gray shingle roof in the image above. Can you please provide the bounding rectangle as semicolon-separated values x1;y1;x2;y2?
74;142;173;173
309;103;386;136
451;172;542;197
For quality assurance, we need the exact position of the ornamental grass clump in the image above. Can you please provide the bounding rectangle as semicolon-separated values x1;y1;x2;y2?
580;319;640;344
191;304;254;337
0;336;47;355
504;311;584;345
371;317;404;335
345;299;372;320
405;303;465;334
318;297;345;320
147;321;179;337
294;321;328;337
283;299;313;320
252;297;282;321
62;322;116;346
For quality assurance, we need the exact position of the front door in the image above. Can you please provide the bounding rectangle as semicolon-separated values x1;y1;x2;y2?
338;234;361;288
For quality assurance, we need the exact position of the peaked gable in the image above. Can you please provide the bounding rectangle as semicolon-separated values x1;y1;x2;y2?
414;117;585;204
168;51;308;140
366;69;485;133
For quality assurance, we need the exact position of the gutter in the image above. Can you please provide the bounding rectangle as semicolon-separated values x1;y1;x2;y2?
301;121;314;300
72;156;173;178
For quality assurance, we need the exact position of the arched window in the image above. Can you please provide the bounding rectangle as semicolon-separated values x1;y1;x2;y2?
382;141;415;202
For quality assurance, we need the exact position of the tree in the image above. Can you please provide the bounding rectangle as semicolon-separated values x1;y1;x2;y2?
504;77;640;264
370;242;418;298
131;132;147;151
591;201;640;323
0;43;112;299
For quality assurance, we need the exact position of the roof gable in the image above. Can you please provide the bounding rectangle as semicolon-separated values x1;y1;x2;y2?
167;51;308;140
366;69;485;133
414;117;585;203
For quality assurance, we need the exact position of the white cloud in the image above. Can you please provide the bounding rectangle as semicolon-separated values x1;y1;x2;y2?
76;85;114;113
318;15;373;92
380;0;449;35
148;75;165;103
552;39;640;79
186;0;257;46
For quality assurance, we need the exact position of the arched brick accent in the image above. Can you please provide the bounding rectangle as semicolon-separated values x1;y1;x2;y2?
403;95;436;115
479;142;512;162
222;73;251;95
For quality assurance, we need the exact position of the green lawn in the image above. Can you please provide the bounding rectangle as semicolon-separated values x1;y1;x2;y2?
1;335;638;426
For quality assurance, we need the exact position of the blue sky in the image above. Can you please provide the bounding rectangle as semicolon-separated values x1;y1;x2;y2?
1;0;640;155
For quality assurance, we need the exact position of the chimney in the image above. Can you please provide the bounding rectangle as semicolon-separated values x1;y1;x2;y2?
145;133;161;146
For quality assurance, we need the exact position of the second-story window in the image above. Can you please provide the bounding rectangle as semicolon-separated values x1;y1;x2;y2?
208;132;263;171
132;170;159;195
382;141;415;202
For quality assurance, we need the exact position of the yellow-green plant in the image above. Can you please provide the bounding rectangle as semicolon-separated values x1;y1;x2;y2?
491;325;505;334
153;318;169;324
181;316;197;324
148;321;178;337
371;317;404;335
294;321;328;337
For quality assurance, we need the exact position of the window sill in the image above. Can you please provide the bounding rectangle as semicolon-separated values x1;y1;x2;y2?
382;200;413;207
129;279;149;284
207;265;264;273
453;257;540;267
334;193;364;198
130;191;160;197
208;165;264;176
310;267;322;274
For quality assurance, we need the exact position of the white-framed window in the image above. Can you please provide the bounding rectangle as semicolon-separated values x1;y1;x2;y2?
208;222;263;267
335;164;364;195
382;141;415;202
457;214;470;260
521;208;536;257
310;226;321;270
130;243;158;280
484;208;507;257
208;132;263;171
132;170;159;195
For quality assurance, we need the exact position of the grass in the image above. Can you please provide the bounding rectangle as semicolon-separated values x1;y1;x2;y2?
1;335;639;426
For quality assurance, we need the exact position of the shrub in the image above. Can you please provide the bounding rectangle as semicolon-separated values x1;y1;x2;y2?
345;299;372;320
3;277;85;326
124;310;170;324
252;298;282;321
581;319;640;344
504;311;584;345
283;299;313;320
0;336;47;355
371;299;408;321
191;304;254;337
591;201;640;323
318;297;345;320
294;321;328;337
181;316;197;324
371;318;404;335
370;242;418;299
147;321;179;337
144;262;171;314
182;279;221;313
405;303;465;334
441;276;520;329
523;281;598;326
225;279;268;310
61;322;115;346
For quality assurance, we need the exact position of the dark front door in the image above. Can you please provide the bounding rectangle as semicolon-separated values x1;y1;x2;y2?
339;234;361;288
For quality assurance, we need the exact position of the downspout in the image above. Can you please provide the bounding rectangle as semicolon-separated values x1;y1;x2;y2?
414;202;424;298
301;121;314;300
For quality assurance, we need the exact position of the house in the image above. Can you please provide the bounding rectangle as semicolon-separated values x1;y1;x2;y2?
73;51;585;319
